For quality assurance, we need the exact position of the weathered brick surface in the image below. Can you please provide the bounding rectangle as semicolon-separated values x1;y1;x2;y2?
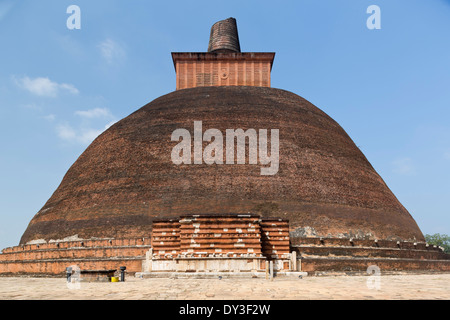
151;219;180;255
151;214;264;257
0;258;143;276
3;18;443;275
2;238;151;253
207;18;241;53
292;245;449;260
301;257;450;273
0;238;150;275
150;214;296;259
20;86;425;244
290;237;442;251
260;218;290;258
1;233;449;275
0;246;150;261
292;236;450;273
179;214;262;256
172;52;274;90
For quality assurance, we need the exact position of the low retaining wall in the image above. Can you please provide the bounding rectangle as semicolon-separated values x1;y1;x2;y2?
1;235;449;276
292;245;450;260
1;238;151;253
301;257;450;273
0;246;150;261
290;237;443;251
0;238;151;276
0;258;144;276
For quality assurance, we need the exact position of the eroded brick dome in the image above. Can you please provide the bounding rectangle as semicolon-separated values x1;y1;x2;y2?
20;86;425;244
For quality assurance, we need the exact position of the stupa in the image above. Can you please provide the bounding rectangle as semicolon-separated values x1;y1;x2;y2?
1;18;448;276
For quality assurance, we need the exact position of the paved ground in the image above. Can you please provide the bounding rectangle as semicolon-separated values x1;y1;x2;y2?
0;273;449;300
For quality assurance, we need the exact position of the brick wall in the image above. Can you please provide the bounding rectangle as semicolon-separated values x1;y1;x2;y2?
2;232;449;275
151;214;264;258
172;53;275;90
260;218;290;258
301;257;450;273
0;238;151;275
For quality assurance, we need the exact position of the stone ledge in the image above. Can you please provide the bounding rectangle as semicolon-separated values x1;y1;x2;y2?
0;256;146;264
1;245;152;254
135;271;307;279
301;256;450;262
300;256;450;273
292;244;445;253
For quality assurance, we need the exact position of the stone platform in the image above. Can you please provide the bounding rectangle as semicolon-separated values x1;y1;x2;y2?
1;218;449;277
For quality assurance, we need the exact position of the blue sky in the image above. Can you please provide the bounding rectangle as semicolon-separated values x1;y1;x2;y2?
0;0;449;249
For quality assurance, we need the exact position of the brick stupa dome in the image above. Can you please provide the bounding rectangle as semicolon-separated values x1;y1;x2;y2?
20;86;425;244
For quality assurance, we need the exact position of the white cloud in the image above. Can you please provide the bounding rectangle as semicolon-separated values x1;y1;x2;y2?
56;123;100;145
14;76;79;97
104;120;117;130
98;38;126;64
75;108;112;119
392;157;416;175
0;1;14;22
56;123;77;141
42;114;56;122
59;83;79;95
56;119;117;145
78;128;106;145
22;103;42;111
58;35;85;58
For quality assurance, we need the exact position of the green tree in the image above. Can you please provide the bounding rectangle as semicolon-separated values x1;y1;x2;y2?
424;233;450;253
